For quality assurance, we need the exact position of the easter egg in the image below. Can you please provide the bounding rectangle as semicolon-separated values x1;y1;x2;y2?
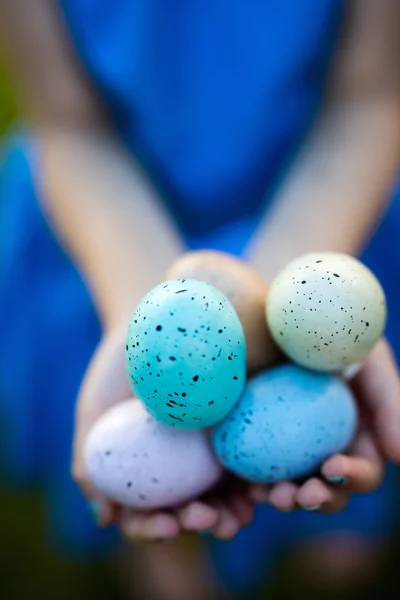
166;251;281;374
126;279;246;429
266;252;386;372
212;364;358;483
84;399;222;509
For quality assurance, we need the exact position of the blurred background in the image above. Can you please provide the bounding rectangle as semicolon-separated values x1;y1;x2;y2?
1;21;400;600
0;61;121;600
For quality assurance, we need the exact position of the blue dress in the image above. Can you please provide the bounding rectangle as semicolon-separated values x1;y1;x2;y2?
1;0;399;592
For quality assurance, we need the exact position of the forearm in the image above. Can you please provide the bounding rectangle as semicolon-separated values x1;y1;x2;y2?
0;0;183;329
250;0;400;282
249;94;400;282
37;126;184;329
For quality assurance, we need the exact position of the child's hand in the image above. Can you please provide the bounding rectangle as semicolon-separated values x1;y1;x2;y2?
72;326;254;541
249;338;400;512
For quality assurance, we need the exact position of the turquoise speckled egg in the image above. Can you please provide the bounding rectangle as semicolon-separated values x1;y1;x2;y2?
126;279;246;429
212;364;357;483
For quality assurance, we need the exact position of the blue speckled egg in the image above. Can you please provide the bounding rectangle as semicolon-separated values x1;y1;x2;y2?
212;364;357;483
126;279;246;429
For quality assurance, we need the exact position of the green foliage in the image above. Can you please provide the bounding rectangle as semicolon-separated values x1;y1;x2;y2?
0;61;17;134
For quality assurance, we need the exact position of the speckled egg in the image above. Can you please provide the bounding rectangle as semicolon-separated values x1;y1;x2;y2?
126;279;246;429
166;251;281;374
266;253;386;372
212;364;358;483
84;399;222;509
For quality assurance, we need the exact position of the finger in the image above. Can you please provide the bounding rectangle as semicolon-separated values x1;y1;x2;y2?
248;484;271;503
321;432;384;493
176;501;219;532
228;493;254;526
268;481;299;512
209;502;241;540
72;332;135;521
87;496;117;527
352;338;400;463
342;362;363;381
319;488;349;514
296;477;342;512
119;510;180;542
71;463;117;526
198;475;253;528
73;330;133;467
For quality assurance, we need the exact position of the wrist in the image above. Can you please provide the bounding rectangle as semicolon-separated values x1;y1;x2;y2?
247;248;282;286
99;261;180;333
101;285;151;334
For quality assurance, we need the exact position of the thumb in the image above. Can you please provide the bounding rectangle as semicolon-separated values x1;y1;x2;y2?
352;338;400;463
72;328;132;524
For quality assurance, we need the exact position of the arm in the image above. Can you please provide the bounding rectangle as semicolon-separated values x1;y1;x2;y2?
249;0;400;281
0;0;241;540
248;0;400;512
0;0;184;330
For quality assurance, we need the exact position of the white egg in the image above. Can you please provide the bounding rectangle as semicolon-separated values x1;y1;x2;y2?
266;252;386;372
84;399;222;509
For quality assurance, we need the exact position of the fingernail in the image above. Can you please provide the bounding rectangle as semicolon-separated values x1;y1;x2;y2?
326;476;348;485
342;362;362;380
198;528;213;536
303;504;321;512
87;500;101;523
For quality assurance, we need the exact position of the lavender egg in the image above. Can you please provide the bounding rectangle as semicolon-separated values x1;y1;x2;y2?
126;279;246;429
212;365;358;483
84;400;222;509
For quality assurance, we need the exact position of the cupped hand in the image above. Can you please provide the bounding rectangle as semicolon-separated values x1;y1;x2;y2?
73;247;400;537
72;325;254;542
249;338;400;513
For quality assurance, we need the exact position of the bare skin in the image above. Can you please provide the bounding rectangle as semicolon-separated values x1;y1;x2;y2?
1;0;400;597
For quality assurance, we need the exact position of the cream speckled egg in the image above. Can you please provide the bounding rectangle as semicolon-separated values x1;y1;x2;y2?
166;251;281;374
84;400;222;509
266;253;386;372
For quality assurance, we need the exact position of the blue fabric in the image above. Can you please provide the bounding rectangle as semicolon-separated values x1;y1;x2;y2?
61;0;343;236
0;0;399;590
0;136;118;554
